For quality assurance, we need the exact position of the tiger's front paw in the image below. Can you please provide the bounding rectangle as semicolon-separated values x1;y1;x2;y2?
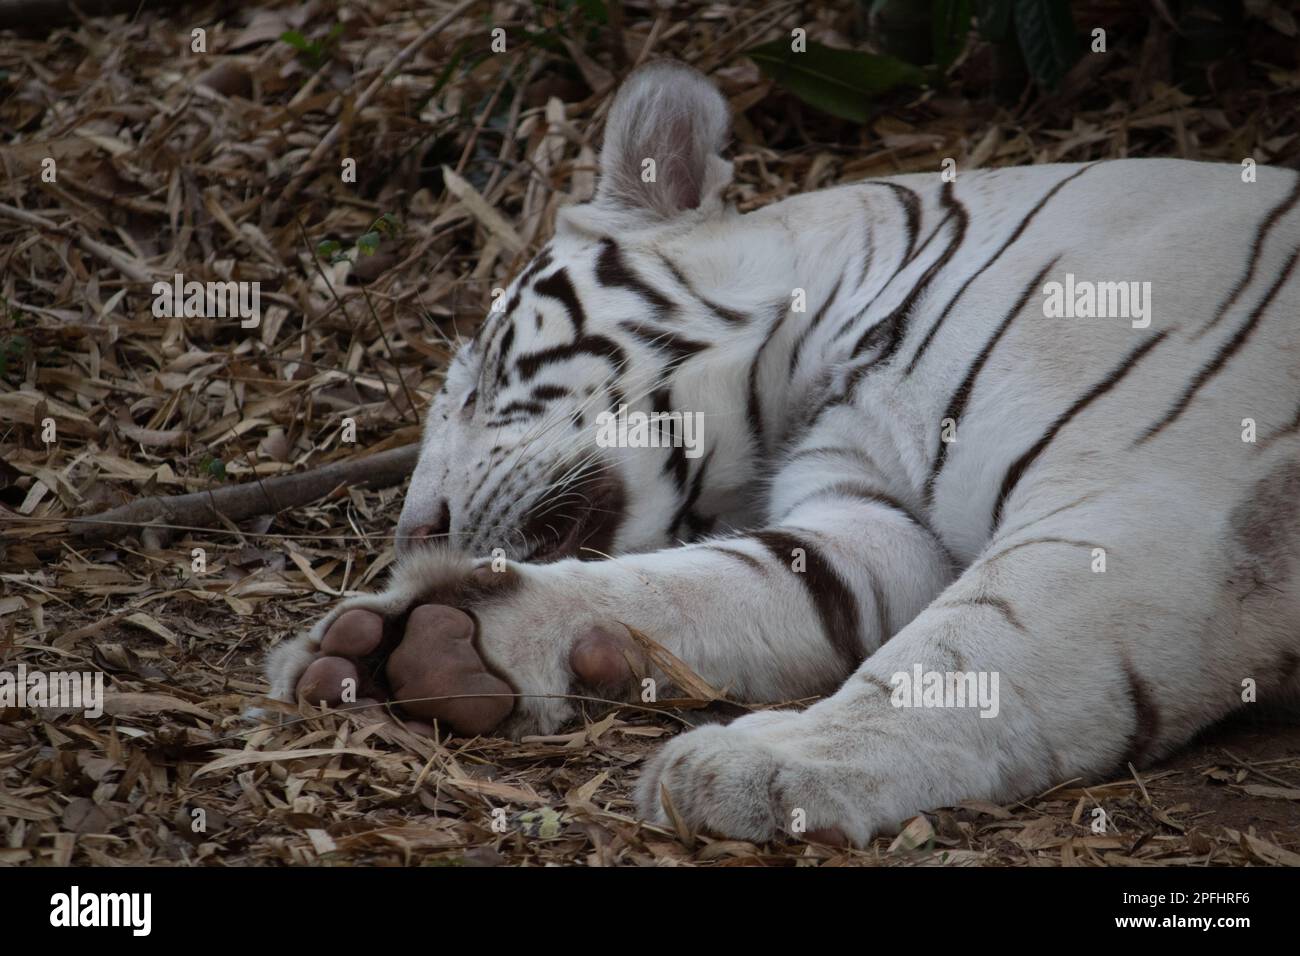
265;548;649;738
296;604;515;736
264;549;519;736
635;710;879;847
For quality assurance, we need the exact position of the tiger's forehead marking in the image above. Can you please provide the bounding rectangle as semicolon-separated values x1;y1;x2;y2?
474;242;557;352
472;243;559;399
465;241;637;417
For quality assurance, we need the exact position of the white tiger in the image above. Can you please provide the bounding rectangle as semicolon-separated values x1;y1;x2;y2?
267;61;1300;846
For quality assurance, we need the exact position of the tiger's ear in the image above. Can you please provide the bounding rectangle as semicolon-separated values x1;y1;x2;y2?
594;61;732;220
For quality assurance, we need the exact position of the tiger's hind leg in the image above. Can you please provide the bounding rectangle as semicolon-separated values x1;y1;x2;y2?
637;483;1300;845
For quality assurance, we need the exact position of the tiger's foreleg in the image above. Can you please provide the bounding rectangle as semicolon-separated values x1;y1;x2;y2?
264;413;954;738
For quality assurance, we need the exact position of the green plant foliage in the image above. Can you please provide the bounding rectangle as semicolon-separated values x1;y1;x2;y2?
746;39;927;123
280;23;343;70
1011;0;1077;91
932;0;974;68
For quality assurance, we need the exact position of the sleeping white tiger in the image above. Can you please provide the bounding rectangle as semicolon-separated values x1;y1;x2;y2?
266;61;1300;846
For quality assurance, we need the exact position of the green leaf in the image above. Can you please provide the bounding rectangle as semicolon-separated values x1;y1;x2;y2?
1013;0;1078;91
201;456;227;481
746;39;927;123
932;0;973;68
316;239;341;259
371;213;399;237
356;232;381;256
974;0;1013;41
279;30;311;53
281;24;341;68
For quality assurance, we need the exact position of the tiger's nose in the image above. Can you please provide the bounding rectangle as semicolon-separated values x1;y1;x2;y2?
399;499;451;553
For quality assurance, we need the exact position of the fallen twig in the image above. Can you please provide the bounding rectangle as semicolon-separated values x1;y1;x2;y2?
70;444;419;541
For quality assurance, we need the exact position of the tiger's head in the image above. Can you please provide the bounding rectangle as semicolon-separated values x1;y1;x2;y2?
396;62;744;561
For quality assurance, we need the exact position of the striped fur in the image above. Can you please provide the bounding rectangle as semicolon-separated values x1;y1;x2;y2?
269;62;1300;845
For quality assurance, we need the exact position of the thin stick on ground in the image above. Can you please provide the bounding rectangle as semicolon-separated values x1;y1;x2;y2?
70;444;419;541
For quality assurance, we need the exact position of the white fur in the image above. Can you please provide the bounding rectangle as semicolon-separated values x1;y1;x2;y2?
268;63;1300;844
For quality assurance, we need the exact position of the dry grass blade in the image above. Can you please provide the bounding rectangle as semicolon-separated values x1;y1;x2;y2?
622;623;724;703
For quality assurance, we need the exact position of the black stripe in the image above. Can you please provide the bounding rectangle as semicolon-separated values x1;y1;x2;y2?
992;330;1168;530
845;180;970;381
476;291;519;351
937;596;1027;632
870;575;891;646
517;247;554;287
492;323;516;388
657;253;748;324
1120;658;1160;767
653;387;689;492
1137;246;1300;445
669;450;714;540
993;493;1097;542
597;239;675;318
493;398;545;418
837;236;942;350
825;185;930;349
515;336;626;383
484;415;529;428
868;181;921;270
530;384;570;402
982;536;1099;566
928;256;1061;499
702;544;766;573
787;277;844;376
752;530;863;672
534;268;587;334
745;302;793;456
618;321;710;364
821;185;929;357
516;266;630;395
858;213;875;289
1195;173;1300;338
905;163;1098;374
860;673;894;695
477;301;515;379
472;246;554;350
782;481;932;534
